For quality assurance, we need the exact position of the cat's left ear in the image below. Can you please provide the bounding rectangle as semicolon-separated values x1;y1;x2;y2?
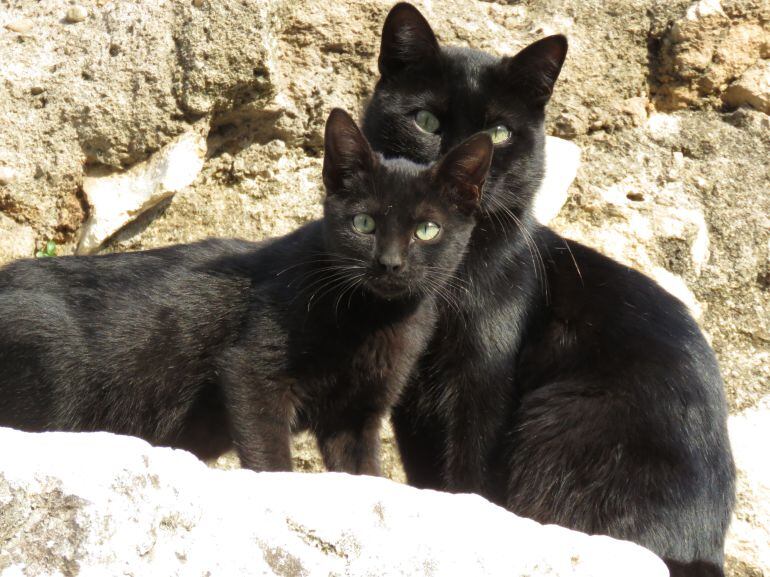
500;35;568;106
323;109;377;195
379;3;440;77
432;133;493;214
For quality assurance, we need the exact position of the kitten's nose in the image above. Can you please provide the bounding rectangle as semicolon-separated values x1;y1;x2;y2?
378;252;403;273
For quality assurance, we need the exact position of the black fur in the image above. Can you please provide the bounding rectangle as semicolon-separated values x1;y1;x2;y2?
363;4;735;574
0;109;493;476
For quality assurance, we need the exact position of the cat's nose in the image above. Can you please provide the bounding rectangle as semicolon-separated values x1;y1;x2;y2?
378;253;404;273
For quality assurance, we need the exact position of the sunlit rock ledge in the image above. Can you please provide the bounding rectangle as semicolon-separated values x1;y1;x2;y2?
0;427;667;577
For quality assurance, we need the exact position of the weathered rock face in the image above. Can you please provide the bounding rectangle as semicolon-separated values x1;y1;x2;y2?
1;0;768;574
725;395;770;577
0;427;668;577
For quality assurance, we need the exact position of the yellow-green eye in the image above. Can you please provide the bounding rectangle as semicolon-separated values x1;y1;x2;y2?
415;110;440;134
486;125;511;144
352;213;375;234
415;221;441;241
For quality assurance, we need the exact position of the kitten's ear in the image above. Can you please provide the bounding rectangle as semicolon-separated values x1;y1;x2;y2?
432;133;493;214
323;109;376;194
500;35;568;106
379;3;440;77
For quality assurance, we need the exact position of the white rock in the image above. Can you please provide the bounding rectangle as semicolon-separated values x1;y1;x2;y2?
77;128;207;254
0;166;17;185
723;59;770;115
685;0;726;20
532;136;581;224
725;396;770;576
0;427;668;577
64;5;88;24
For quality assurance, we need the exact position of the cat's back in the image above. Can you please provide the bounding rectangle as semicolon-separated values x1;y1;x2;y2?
526;226;723;394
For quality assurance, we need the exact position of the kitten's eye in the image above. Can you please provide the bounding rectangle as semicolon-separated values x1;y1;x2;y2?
415;221;441;241
352;213;376;234
485;125;511;144
415;110;440;134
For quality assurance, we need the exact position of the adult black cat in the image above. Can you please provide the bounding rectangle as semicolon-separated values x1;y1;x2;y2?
0;108;493;476
362;4;735;575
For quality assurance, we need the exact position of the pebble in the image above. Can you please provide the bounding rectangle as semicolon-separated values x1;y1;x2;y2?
65;5;88;23
4;19;34;34
30;86;45;95
0;167;17;186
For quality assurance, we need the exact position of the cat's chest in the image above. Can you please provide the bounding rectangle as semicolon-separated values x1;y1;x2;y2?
294;305;433;384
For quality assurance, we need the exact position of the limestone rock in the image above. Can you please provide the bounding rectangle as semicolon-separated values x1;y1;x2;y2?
77;128;207;254
723;59;770;113
653;0;770;110
725;396;770;577
0;214;36;264
533;136;581;225
0;427;668;577
0;0;282;250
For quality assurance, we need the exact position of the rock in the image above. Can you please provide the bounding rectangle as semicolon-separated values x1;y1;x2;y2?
77;128;207;254
64;5;88;23
723;59;770;114
532;136;581;225
0;215;36;264
0;427;668;577
725;396;770;577
3;19;34;34
653;0;770;110
0;0;282;247
0;166;17;186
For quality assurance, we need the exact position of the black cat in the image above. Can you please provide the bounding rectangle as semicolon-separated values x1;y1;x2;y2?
0;109;493;476
362;4;735;575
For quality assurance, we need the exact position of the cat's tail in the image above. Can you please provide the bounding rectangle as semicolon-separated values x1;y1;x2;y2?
664;559;725;577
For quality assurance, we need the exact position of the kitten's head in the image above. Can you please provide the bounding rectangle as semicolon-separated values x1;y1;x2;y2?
322;108;492;300
362;2;567;218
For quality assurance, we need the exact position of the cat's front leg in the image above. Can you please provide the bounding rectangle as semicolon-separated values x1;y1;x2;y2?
316;412;383;476
218;352;293;472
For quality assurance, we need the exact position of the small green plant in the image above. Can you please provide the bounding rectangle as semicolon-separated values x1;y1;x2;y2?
35;240;57;258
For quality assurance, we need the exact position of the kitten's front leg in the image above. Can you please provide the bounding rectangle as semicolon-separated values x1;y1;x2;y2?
316;413;383;476
219;353;293;472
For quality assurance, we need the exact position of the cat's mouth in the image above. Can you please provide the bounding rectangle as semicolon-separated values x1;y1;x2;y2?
365;276;413;299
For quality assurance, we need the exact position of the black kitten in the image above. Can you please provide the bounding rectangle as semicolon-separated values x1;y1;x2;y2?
0;109;492;476
363;4;735;575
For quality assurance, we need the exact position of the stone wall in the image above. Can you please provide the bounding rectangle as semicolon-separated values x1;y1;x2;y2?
1;0;768;575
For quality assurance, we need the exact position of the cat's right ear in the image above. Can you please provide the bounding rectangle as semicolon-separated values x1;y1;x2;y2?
500;35;568;106
379;3;440;77
432;133;493;214
323;109;376;195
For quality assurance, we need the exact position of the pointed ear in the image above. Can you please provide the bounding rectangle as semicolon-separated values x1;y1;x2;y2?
379;3;440;77
323;109;376;195
432;133;493;214
500;35;567;106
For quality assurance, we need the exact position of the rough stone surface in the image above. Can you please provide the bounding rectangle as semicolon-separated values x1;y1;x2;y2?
652;0;770;110
725;396;770;577
78;126;207;254
723;58;770;113
0;0;281;252
0;428;668;577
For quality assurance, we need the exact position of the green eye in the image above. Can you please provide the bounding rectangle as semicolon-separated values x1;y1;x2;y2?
415;110;440;134
415;221;441;241
486;125;511;144
352;213;376;234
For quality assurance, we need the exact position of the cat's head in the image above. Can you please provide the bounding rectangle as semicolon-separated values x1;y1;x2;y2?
322;108;492;300
362;2;567;219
